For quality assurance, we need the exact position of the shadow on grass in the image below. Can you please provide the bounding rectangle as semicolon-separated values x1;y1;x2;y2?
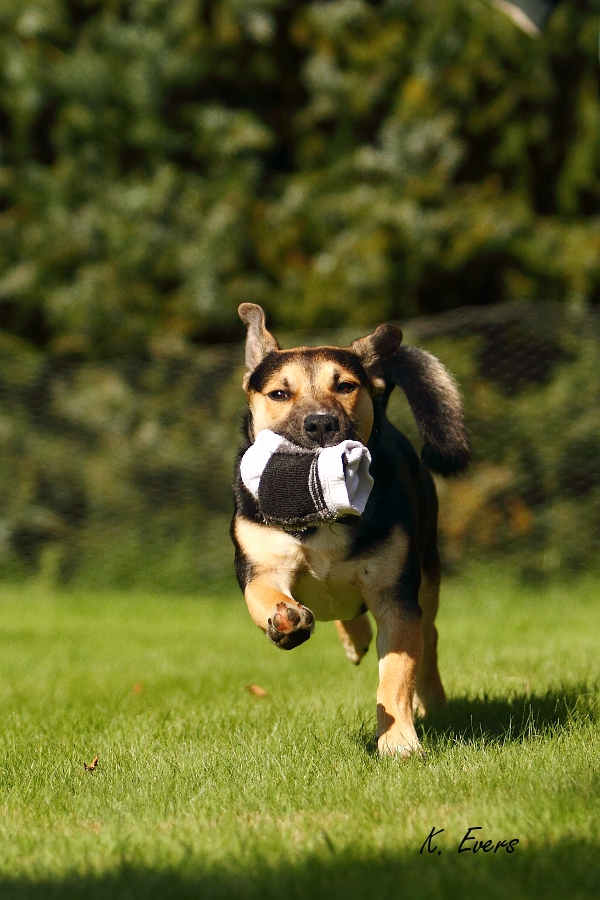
422;684;598;746
353;684;598;755
1;839;599;900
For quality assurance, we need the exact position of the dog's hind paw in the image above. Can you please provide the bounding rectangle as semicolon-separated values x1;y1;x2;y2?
377;738;426;759
267;600;314;650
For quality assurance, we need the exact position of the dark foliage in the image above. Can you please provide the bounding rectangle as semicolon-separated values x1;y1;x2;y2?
1;0;600;355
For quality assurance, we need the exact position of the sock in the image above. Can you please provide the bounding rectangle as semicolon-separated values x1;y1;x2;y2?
240;429;374;527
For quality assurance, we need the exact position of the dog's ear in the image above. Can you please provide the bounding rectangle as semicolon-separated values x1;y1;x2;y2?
238;303;280;387
349;324;403;393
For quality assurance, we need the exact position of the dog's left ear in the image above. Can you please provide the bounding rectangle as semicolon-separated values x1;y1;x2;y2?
350;324;403;393
239;303;280;388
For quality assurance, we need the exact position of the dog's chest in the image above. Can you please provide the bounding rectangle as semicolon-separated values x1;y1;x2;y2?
293;525;365;622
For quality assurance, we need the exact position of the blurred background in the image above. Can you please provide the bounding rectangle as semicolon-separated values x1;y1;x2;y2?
1;0;600;592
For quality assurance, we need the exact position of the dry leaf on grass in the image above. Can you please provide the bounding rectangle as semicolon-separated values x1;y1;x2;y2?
245;684;268;698
133;682;143;695
84;755;99;772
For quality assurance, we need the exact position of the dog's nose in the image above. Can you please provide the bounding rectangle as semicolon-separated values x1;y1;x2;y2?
303;414;340;447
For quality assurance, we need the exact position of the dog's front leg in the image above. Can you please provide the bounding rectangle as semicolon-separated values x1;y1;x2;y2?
244;577;314;650
233;518;314;650
370;602;423;757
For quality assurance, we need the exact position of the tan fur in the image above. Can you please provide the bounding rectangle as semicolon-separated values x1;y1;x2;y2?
234;518;303;615
248;360;307;437
349;389;374;445
239;303;280;384
244;578;298;632
335;614;373;665
374;610;423;756
235;517;409;627
247;357;374;444
236;512;427;753
414;572;446;715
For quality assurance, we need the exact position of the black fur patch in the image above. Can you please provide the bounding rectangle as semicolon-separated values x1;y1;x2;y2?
346;403;425;560
394;541;423;618
231;521;254;591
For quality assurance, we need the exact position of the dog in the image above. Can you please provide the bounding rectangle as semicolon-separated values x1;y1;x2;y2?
231;303;470;756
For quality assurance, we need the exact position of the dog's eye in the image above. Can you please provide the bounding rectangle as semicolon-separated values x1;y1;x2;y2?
268;390;290;401
336;382;358;395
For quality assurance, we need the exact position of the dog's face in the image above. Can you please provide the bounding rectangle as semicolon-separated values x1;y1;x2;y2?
239;304;403;448
246;347;375;447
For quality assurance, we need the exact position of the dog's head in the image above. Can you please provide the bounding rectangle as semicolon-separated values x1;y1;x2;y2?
238;304;402;448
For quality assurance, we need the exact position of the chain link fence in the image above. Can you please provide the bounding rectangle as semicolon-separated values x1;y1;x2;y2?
1;301;599;592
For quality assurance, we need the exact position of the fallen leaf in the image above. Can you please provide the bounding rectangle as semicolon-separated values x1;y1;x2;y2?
245;683;267;698
133;682;143;695
84;755;99;772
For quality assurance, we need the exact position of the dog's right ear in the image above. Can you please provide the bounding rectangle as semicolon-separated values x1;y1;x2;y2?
238;304;280;388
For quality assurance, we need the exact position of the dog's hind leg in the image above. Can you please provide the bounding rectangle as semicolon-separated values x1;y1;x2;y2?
414;552;446;715
335;613;373;665
360;530;423;756
372;604;423;756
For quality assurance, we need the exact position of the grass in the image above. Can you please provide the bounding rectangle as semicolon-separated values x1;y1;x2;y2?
0;567;598;899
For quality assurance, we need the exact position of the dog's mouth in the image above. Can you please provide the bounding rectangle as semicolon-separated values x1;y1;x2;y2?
278;514;358;534
267;411;357;450
268;432;347;450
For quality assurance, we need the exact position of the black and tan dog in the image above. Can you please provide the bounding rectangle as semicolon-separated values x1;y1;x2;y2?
232;303;470;756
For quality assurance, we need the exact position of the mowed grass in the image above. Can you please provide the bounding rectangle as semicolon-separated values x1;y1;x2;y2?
0;569;598;899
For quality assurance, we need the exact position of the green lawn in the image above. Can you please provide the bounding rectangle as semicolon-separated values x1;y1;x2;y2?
0;569;598;899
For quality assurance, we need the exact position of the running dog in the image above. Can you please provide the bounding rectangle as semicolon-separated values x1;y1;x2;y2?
232;303;470;756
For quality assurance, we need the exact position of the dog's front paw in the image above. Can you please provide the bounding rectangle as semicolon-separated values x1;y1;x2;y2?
267;600;314;650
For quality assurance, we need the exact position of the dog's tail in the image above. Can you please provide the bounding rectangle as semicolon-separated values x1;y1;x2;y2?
380;346;470;476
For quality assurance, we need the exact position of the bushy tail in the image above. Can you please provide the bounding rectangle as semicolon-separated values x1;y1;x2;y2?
380;346;470;476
